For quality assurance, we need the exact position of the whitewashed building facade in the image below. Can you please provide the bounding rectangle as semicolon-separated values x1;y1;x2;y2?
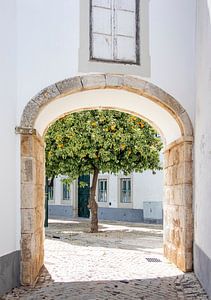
0;0;211;297
48;170;163;223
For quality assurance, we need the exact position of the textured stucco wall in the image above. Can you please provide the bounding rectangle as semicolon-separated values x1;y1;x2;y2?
194;0;211;297
0;0;19;257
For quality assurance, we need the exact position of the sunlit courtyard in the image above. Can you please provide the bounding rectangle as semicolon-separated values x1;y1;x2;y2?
2;219;208;299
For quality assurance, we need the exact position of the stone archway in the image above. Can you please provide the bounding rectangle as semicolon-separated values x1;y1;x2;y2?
17;73;193;285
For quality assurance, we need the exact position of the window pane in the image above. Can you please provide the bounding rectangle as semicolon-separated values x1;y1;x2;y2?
90;0;138;63
98;179;108;202
116;36;136;62
92;7;112;35
120;178;131;203
48;186;54;201
115;0;136;11
63;183;70;200
92;33;112;60
92;0;111;9
116;10;136;37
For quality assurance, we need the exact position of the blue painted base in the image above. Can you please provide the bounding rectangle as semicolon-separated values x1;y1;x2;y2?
194;243;211;298
49;205;73;218
98;207;144;222
0;251;20;296
49;205;163;223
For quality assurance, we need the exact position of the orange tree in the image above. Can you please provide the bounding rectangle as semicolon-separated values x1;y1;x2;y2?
45;110;163;232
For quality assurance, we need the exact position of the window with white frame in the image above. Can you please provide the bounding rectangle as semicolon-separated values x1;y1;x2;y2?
98;179;108;202
90;0;139;64
120;178;131;203
62;183;70;201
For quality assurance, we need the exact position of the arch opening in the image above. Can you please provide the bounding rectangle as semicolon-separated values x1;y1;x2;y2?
18;74;193;285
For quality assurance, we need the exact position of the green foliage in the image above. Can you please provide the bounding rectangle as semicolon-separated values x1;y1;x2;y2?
45;110;163;179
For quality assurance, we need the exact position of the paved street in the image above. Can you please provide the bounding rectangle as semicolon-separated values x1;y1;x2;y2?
1;219;209;300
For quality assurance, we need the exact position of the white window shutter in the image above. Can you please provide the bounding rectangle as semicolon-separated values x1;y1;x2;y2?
92;7;112;35
116;10;136;37
116;36;136;61
115;0;136;12
114;0;137;62
91;1;112;60
92;0;111;9
91;0;138;63
92;34;112;60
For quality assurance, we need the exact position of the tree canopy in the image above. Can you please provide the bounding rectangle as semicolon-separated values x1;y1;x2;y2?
45;110;163;179
45;109;163;232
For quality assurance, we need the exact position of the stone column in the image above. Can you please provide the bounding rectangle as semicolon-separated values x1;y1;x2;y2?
20;132;45;285
163;137;193;272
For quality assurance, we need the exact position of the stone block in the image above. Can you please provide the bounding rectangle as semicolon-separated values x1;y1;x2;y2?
179;142;193;162
179;226;193;250
36;185;45;208
144;83;185;117
35;205;44;230
21;135;34;157
164;186;174;205
56;76;82;95
33;137;44;163
178;207;193;230
21;261;32;285
179;111;193;137
21;208;36;233
177;250;193;272
32;84;60;108
168;146;180;166
123;75;146;93
163;150;170;168
105;74;124;87
36;160;44;185
81;74;106;89
21;183;36;209
21;158;36;183
173;184;192;207
21;234;35;261
20;101;40;128
176;161;192;184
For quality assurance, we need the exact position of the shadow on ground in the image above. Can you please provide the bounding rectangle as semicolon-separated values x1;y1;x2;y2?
1;266;208;300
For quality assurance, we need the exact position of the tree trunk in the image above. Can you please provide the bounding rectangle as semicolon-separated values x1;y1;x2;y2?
89;167;99;233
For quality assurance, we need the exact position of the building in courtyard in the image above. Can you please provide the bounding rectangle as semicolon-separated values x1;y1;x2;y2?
0;0;211;297
48;170;163;224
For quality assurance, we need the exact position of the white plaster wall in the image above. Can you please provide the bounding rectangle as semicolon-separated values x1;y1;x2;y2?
16;1;196;126
133;171;163;210
97;174;118;208
149;0;196;122
54;178;61;205
35;89;181;145
16;0;80;123
194;0;211;295
96;171;163;210
0;0;19;257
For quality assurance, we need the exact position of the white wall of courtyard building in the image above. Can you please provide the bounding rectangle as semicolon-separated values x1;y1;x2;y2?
0;0;211;297
48;170;163;224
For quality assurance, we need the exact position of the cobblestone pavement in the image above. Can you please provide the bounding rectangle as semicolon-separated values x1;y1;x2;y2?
1;218;209;300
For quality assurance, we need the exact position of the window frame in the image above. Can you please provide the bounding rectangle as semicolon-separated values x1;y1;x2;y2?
97;178;108;203
47;179;55;204
79;0;150;76
62;182;71;202
120;177;132;203
118;174;133;208
89;0;140;65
